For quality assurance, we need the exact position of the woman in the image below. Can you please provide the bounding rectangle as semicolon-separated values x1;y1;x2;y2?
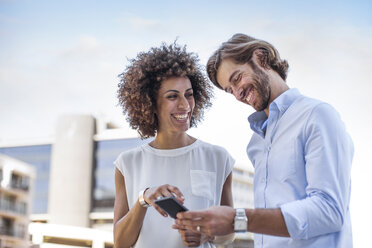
114;42;234;248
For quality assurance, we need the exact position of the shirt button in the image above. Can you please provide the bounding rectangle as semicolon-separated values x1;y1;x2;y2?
261;178;266;183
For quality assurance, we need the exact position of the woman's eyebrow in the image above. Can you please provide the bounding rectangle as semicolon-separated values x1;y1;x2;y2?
164;88;193;94
164;89;179;93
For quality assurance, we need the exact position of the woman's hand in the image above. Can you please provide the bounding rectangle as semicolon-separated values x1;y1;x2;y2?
143;184;184;217
178;229;212;247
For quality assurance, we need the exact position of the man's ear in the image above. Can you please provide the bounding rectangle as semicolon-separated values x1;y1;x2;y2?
252;49;270;71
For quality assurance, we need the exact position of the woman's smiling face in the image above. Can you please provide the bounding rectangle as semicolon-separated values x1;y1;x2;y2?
156;76;195;134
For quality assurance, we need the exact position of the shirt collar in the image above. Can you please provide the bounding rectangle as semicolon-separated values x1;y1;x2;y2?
248;88;301;137
270;88;301;114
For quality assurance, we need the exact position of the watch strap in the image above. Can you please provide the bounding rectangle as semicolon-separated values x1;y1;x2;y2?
236;208;246;217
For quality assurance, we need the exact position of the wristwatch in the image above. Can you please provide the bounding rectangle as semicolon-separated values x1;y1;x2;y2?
138;188;151;208
234;208;248;232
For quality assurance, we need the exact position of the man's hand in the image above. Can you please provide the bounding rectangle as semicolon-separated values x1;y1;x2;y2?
178;229;212;247
173;206;235;236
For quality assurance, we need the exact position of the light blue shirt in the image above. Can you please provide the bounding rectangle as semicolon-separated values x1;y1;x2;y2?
247;88;353;248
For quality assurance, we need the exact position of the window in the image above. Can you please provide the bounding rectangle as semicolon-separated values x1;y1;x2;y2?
92;138;150;211
0;144;52;214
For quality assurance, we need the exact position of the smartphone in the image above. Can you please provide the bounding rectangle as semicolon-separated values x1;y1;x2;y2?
154;195;188;219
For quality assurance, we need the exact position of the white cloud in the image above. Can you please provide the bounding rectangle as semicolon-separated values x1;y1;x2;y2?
60;35;101;57
128;17;161;30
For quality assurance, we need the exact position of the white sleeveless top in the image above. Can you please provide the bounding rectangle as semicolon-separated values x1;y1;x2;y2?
115;139;235;248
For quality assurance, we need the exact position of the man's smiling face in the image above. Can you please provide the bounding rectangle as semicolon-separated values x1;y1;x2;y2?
216;58;271;112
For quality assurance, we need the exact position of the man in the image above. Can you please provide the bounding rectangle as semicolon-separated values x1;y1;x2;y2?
174;33;354;247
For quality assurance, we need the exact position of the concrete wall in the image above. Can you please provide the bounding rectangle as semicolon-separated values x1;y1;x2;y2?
48;115;95;227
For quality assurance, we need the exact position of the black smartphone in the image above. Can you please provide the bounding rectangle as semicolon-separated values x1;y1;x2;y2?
154;195;188;219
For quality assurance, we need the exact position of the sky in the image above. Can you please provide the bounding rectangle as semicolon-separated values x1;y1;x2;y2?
1;0;372;246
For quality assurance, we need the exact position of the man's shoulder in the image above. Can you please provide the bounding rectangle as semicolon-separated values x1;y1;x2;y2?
295;93;322;105
292;94;326;113
294;95;339;116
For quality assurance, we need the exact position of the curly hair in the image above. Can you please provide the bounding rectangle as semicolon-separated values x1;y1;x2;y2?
207;33;289;89
118;42;213;139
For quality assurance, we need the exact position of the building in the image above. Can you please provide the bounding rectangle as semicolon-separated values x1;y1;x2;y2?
0;114;254;247
0;154;35;248
29;223;114;248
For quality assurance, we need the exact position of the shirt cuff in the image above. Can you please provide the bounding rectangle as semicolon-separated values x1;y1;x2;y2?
280;200;309;240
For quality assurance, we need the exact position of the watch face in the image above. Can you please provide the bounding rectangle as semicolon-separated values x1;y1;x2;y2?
234;219;247;232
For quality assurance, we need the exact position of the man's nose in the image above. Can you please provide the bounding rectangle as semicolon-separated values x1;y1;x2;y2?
233;86;244;101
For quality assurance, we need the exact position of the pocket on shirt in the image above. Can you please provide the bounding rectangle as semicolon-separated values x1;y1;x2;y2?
278;161;297;182
190;170;216;201
269;141;298;182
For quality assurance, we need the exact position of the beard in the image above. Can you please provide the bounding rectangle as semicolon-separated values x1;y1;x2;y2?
250;62;271;111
